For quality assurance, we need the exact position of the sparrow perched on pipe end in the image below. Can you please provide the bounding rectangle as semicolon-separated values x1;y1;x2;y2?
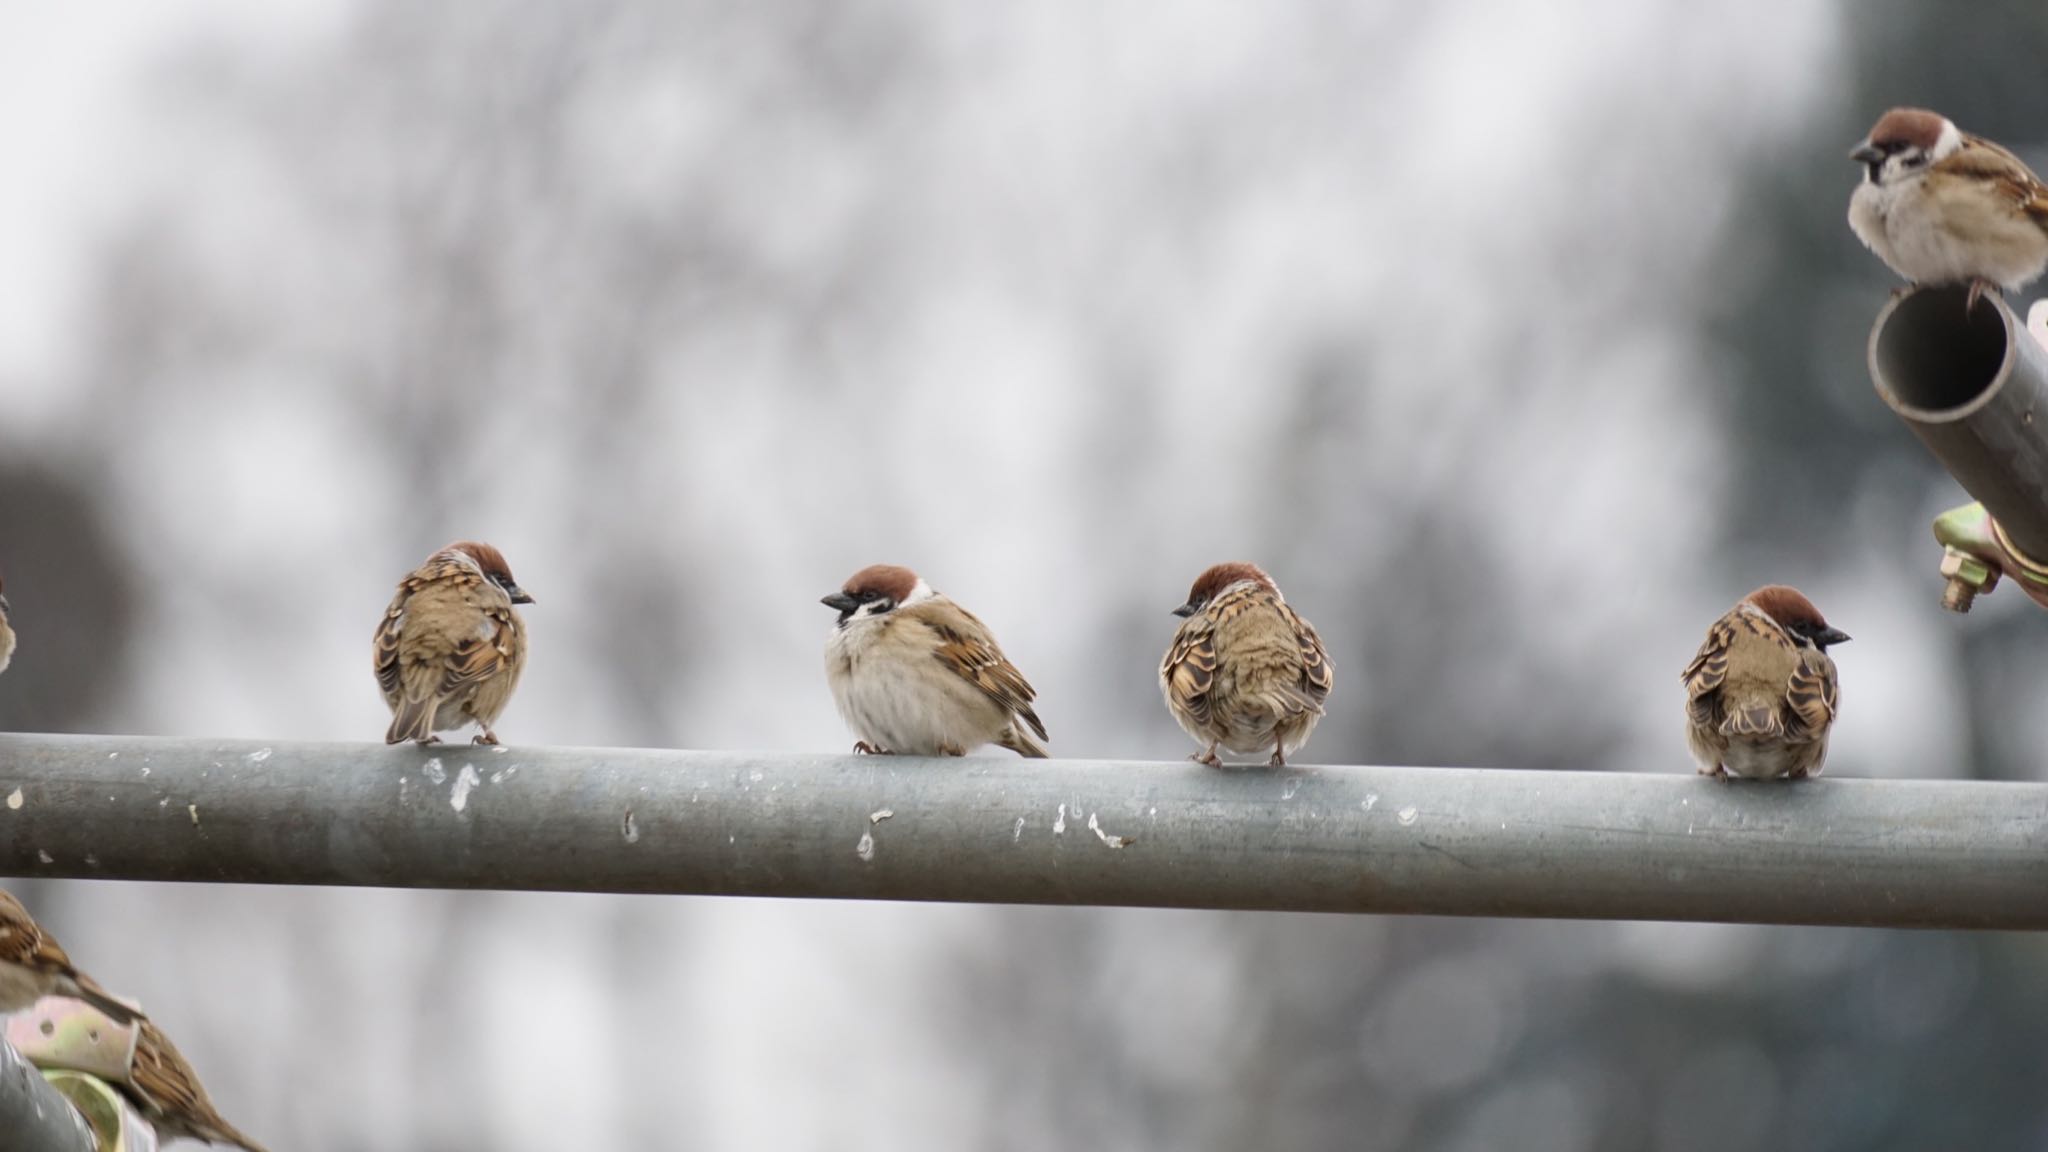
1160;562;1333;768
1682;585;1848;780
822;564;1048;758
1848;107;2048;310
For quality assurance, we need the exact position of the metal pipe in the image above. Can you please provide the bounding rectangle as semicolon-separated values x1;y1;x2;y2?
0;1033;98;1152
2;733;2047;929
1870;283;2048;559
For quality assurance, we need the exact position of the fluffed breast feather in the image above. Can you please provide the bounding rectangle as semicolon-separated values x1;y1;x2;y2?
913;599;1048;745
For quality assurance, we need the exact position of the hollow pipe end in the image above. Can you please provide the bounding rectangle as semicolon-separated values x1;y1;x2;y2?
1869;283;2019;422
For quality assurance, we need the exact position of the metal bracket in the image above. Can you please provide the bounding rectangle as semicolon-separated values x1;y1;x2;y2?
1931;501;2048;612
38;1071;158;1152
5;1000;157;1152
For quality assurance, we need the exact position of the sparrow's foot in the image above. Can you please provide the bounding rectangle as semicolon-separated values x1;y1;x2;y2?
1268;748;1288;768
852;741;891;755
1698;763;1728;780
415;735;443;747
937;742;967;757
1966;277;2003;314
1191;745;1222;768
472;730;501;746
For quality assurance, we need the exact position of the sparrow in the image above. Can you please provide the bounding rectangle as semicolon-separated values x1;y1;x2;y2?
0;888;141;1024
374;541;533;746
1848;106;2048;308
821;564;1048;757
0;574;13;675
116;1016;269;1152
1160;562;1333;768
1681;585;1849;780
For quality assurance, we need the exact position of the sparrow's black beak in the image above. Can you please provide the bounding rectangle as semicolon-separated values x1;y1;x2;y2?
1171;603;1196;618
1850;142;1884;166
507;585;535;606
822;592;859;614
1815;626;1851;649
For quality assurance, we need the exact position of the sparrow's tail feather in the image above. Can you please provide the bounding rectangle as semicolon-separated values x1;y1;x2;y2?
1721;704;1782;740
199;1120;270;1152
997;726;1049;759
386;697;440;745
1265;683;1325;718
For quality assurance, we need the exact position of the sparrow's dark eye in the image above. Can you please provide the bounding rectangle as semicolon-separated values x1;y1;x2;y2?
859;590;881;603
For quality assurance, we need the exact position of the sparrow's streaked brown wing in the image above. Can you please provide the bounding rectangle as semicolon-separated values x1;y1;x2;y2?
127;1019;269;1152
1956;135;2048;230
372;591;409;702
1281;603;1334;714
1783;653;1838;741
922;603;1048;743
0;891;79;979
1680;615;1736;730
425;610;520;700
1160;611;1220;730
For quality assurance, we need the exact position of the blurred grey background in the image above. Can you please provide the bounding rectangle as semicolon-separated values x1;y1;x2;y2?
4;1;2048;1148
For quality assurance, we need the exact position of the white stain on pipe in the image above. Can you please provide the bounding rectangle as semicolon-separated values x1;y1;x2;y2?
1087;812;1133;849
450;764;481;813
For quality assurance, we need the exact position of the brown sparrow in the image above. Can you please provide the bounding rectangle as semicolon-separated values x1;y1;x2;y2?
1848;107;2048;306
0;574;13;675
374;541;533;746
822;564;1048;757
0;889;140;1024
1160;562;1333;768
1682;585;1849;780
118;1015;269;1152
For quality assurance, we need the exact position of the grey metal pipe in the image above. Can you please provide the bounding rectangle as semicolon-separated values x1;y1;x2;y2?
2;733;2047;929
0;1035;97;1152
1870;283;2048;558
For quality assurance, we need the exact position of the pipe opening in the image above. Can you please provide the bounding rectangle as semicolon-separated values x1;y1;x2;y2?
1872;285;2012;419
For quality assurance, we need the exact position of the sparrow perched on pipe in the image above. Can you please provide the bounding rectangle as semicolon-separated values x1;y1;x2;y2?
822;564;1048;757
116;1015;269;1152
374;541;533;746
0;574;14;675
1160;562;1333;768
0;888;141;1024
1848;106;2048;308
1681;585;1849;780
